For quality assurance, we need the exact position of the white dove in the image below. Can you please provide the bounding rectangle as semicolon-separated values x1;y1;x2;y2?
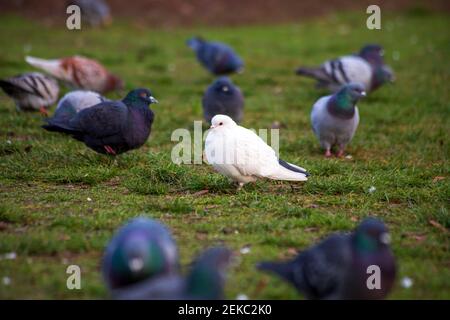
205;115;309;189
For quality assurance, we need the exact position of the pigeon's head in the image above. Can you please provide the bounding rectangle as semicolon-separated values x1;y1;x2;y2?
354;217;391;253
124;88;158;106
186;247;233;299
338;83;367;105
186;36;205;50
212;77;234;94
102;217;179;290
210;114;237;130
359;44;384;61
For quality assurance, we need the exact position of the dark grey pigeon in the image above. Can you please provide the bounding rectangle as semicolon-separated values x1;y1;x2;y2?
112;247;233;300
68;0;112;27
257;217;397;300
42;88;158;155
202;77;244;124
187;37;243;75
296;44;394;93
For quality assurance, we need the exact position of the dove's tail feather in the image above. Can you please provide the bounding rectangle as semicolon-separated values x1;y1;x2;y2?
26;56;62;77
257;261;296;284
265;159;309;182
296;66;331;82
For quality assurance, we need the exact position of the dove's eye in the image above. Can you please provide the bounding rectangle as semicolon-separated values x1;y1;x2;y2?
219;122;223;126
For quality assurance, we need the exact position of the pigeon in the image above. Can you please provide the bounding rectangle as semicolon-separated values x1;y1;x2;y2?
187;37;243;75
202;77;244;124
0;72;59;115
47;90;107;126
257;217;397;300
42;88;158;155
205;115;309;189
311;83;366;158
113;246;233;300
296;44;394;92
68;0;112;27
102;217;179;291
25;55;123;94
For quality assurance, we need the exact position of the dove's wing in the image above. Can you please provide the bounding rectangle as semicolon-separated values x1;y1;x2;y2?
229;126;283;177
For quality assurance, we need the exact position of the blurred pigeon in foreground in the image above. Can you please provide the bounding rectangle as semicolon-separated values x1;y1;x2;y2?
25;55;123;94
47;90;107;125
203;77;244;124
68;0;112;27
311;83;365;157
42;88;158;155
187;37;243;75
0;72;59;115
205;115;309;189
113;247;233;300
102;217;179;291
296;44;394;92
257;217;397;300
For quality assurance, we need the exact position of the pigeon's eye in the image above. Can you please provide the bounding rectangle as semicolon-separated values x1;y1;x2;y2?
140;92;147;98
219;122;223;126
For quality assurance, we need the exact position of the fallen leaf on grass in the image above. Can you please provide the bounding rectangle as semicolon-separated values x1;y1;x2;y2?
432;176;445;183
429;220;448;233
193;189;209;196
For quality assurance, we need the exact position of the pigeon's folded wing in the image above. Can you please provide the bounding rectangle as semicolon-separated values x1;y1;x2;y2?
300;235;351;299
70;101;128;137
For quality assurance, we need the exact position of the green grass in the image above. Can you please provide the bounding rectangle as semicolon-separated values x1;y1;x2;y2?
0;10;449;299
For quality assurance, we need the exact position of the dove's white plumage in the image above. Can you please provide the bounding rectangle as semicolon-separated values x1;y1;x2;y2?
205;115;308;187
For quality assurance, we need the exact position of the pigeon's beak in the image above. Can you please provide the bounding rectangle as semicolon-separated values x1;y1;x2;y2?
222;86;229;92
210;124;216;129
360;91;367;97
380;232;391;245
149;96;158;104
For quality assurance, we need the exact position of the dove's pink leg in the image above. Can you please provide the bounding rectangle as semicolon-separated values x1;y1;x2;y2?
336;149;345;158
104;145;116;155
324;149;332;158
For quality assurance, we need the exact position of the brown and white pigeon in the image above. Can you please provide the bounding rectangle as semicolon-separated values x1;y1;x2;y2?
25;55;123;94
0;72;59;115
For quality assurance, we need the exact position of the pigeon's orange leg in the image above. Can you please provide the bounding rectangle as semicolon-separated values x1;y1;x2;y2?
336;149;345;158
39;106;48;117
104;145;117;155
324;149;332;158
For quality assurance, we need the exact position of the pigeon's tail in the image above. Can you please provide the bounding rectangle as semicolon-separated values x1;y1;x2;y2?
0;79;18;95
296;66;330;82
26;56;61;77
266;159;309;182
42;118;81;136
257;261;295;284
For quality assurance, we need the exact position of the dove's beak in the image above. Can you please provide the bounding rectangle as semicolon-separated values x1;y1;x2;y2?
210;124;216;129
361;91;367;97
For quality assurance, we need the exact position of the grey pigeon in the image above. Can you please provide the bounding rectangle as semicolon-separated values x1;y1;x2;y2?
296;44;394;92
47;90;107;125
311;83;365;157
42;88;158;155
187;37;243;75
202;77;244;124
0;72;59;115
257;217;397;300
102;217;179;291
68;0;112;27
112;247;233;300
